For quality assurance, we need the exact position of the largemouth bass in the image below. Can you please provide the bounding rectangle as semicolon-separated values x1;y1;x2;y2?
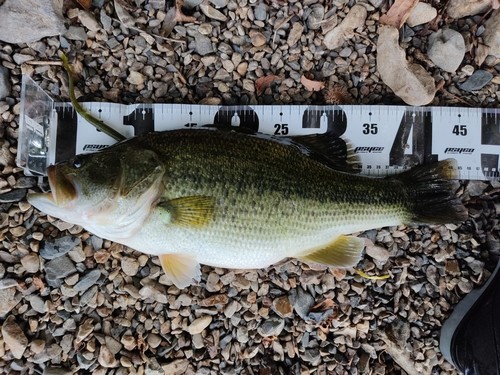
28;129;467;288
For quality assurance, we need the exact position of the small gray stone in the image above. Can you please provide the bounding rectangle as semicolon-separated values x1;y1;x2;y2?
64;26;88;41
13;53;35;65
291;287;314;320
307;4;324;30
257;317;285;337
0;189;26;203
0;67;11;99
28;295;47;314
80;285;98;307
0;0;66;43
254;2;268;21
74;269;101;292
407;2;437;27
45;256;77;287
459;70;493;92
41;236;80;260
427;28;465;73
194;33;214;56
368;0;384;7
467;180;489;196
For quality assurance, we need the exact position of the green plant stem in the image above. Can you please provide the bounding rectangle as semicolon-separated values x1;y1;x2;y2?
60;53;126;142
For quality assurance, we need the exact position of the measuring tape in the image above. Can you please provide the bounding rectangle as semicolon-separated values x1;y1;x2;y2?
18;76;500;181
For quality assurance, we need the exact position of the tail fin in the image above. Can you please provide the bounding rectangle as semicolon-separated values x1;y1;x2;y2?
392;159;468;224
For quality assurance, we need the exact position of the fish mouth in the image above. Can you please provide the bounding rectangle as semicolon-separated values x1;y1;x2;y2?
47;165;77;205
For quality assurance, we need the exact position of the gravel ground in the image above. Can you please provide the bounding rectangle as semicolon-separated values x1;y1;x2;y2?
0;0;499;374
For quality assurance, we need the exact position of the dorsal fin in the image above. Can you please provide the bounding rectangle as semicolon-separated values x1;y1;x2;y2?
201;125;361;174
290;132;361;174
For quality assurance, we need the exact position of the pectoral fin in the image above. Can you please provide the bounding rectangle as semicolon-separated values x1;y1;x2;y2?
159;254;201;289
299;235;365;267
158;196;216;227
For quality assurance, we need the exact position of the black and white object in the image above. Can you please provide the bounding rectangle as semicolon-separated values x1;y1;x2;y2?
18;76;500;181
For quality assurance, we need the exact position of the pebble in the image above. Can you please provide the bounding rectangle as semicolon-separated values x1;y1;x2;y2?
483;8;500;58
291;288;314;320
28;295;47;314
202;272;218;292
2;315;28;359
21;254;40;273
459;70;493;92
187;315;212;335
447;0;493;19
287;22;304;47
13;53;35;65
273;296;293;318
0;67;11;99
147;333;162;348
0;288;21;317
407;2;437;27
427;28;465;73
194;33;214;56
74;269;101;292
127;71;146;85
199;2;227;22
257;317;285;337
250;31;267;47
365;244;390;262
254;3;267;21
78;9;100;32
324;4;367;50
75;319;94;344
0;0;66;43
45;256;77;287
40;236;80;260
64;26;88;41
162;359;189;374
0;189;26;203
307;4;325;30
98;345;117;368
121;257;140;276
467;180;489;196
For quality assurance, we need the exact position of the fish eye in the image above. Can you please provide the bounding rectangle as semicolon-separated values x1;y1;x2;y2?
72;156;84;169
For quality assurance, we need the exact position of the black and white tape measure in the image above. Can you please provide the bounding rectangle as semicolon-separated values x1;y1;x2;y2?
18;76;500;180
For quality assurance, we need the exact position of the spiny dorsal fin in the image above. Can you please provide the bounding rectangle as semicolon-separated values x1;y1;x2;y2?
299;235;365;267
158;196;216;227
291;133;361;173
159;254;201;289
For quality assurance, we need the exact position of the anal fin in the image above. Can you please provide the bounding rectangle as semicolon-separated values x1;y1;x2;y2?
159;254;201;289
299;235;365;267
